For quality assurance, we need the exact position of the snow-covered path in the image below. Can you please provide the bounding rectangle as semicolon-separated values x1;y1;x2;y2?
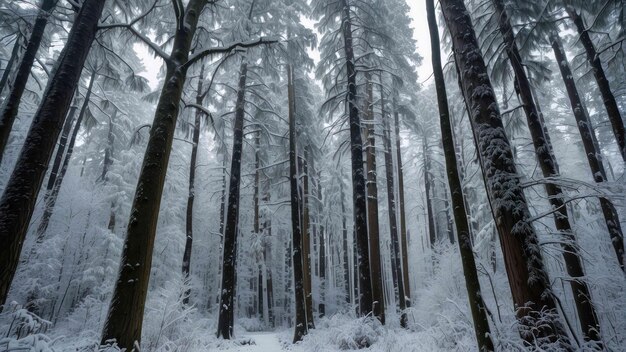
220;332;284;351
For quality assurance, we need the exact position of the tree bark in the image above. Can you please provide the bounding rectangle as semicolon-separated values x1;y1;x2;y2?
426;0;494;349
393;97;411;307
340;0;372;317
301;148;315;329
100;1;206;348
182;64;205;304
440;0;572;347
288;64;308;343
381;81;407;326
364;74;385;324
0;0;58;162
423;137;437;250
340;183;351;304
317;173;326;318
36;70;96;240
551;32;624;272
217;61;248;339
0;0;105;307
564;6;626;162
0;33;22;100
493;0;603;345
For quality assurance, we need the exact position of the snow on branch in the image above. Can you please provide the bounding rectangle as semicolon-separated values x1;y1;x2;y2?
183;38;278;69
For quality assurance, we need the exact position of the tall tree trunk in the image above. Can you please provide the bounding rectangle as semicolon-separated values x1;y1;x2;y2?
317;174;326;318
288;64;308;343
340;184;351;304
440;0;572;347
182;64;205;304
493;0;603;344
381;79;407;326
103;108;118;232
426;0;494;348
36;70;96;240
340;0;373;317
301;148;315;329
33;89;79;241
100;1;206;348
393;97;411;307
253;130;264;322
364;74;385;324
217;61;248;339
0;33;22;100
0;0;57;162
551;33;624;271
564;6;626;161
263;191;274;327
0;0;105;307
423;137;437;250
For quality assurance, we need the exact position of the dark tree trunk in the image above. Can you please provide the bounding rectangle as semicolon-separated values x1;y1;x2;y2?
426;0;494;348
340;184;351;304
100;1;205;348
34;89;79;241
0;33;21;100
36;70;96;240
493;0;603;345
254;131;264;321
288;64;308;343
423;137;437;250
0;0;57;162
440;0;572;347
393;97;411;307
301;148;315;329
103;108;118;233
182;64;205;304
217;61;248;339
381;79;407;326
0;0;104;307
263;191;274;327
551;34;625;274
565;6;626;162
340;0;373;317
317;174;326;318
364;75;385;324
553;27;626;264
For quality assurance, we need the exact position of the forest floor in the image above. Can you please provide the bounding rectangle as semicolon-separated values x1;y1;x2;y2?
221;332;284;351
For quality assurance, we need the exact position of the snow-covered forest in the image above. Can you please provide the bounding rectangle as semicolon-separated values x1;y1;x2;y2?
0;0;624;350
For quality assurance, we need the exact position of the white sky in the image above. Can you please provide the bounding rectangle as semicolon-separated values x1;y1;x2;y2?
407;0;433;85
136;2;433;88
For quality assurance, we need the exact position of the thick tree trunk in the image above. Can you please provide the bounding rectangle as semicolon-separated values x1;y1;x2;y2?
393;98;411;307
551;32;624;271
100;1;205;348
0;0;105;307
0;0;57;162
426;0;494;349
217;61;248;339
301;148;315;329
254;131;263;322
288;64;308;343
493;0;603;345
565;6;626;161
263;191;274;327
381;90;405;316
440;0;572;347
340;0;373;317
364;75;385;324
36;71;96;240
182;64;205;304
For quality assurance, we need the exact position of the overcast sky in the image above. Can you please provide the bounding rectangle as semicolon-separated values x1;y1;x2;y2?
407;0;433;85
